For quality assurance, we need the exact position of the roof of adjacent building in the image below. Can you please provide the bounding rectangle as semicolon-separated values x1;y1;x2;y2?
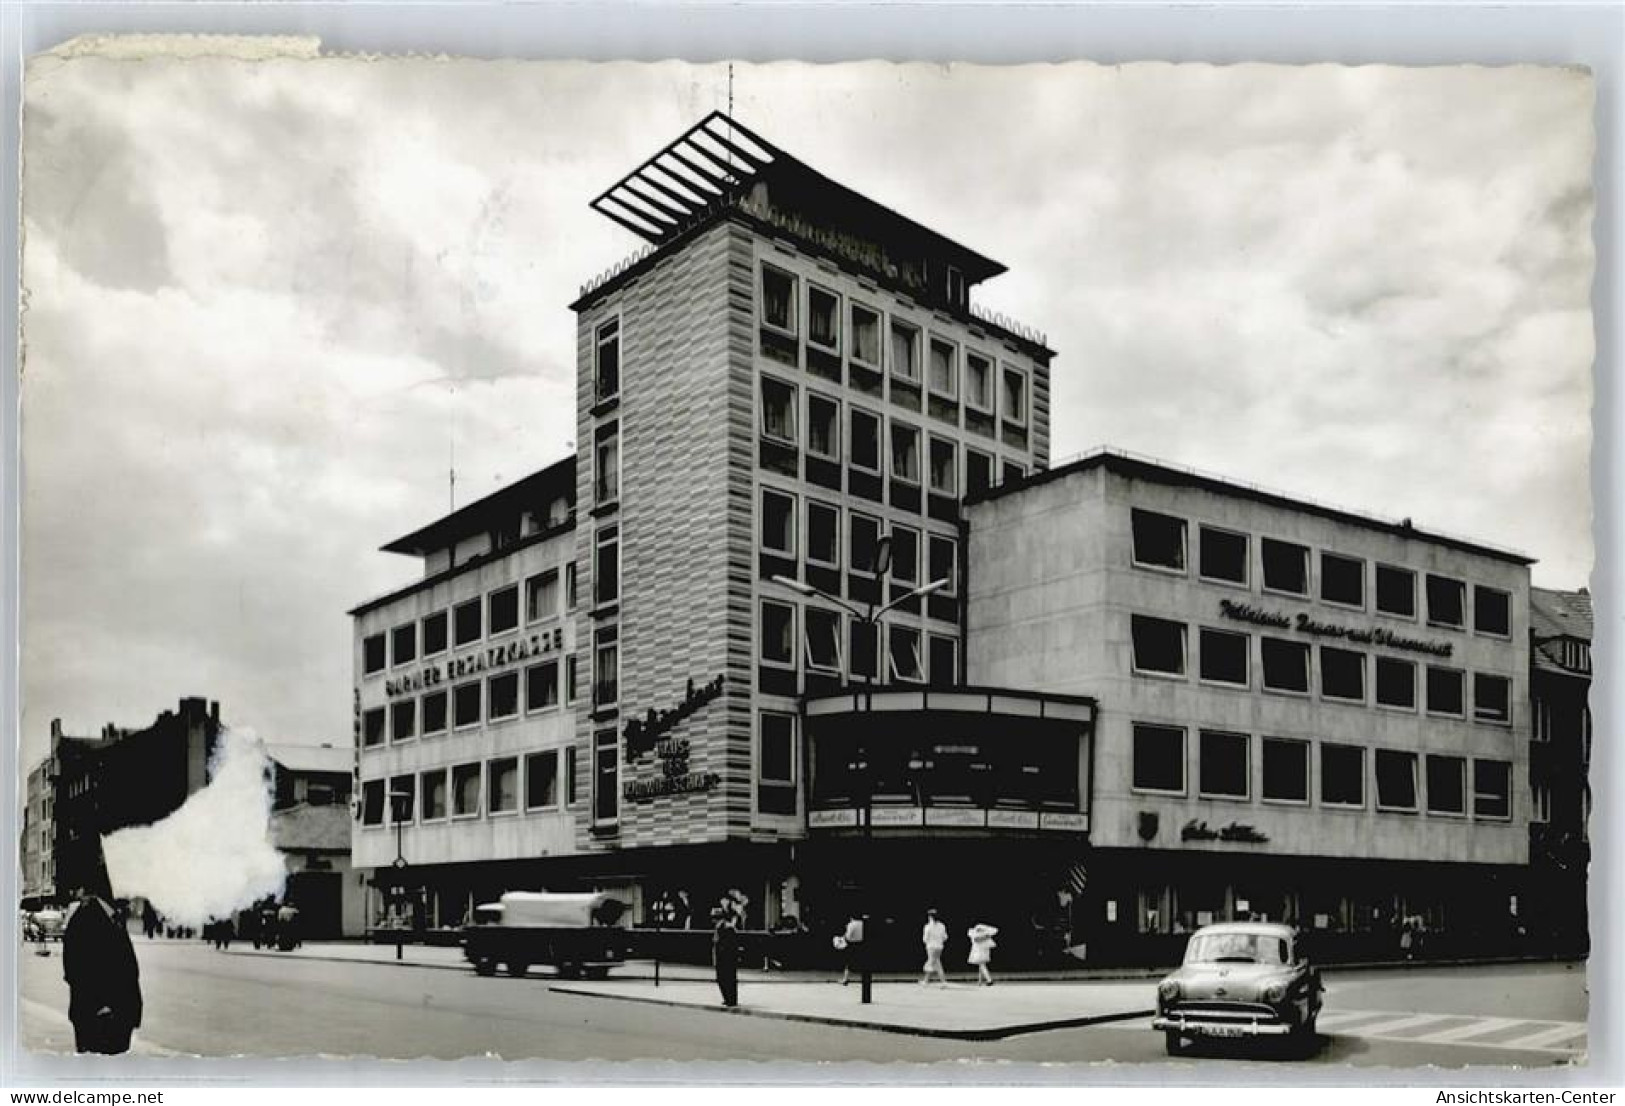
269;803;351;852
379;455;576;557
966;447;1536;567
264;743;351;776
1531;586;1593;676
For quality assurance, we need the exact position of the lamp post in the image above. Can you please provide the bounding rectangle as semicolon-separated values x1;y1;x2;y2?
389;789;412;963
771;548;949;1005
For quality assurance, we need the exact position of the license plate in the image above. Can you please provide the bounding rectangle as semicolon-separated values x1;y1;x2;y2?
1203;1026;1245;1038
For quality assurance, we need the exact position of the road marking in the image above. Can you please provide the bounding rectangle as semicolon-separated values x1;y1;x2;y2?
1345;1013;1458;1038
1417;1016;1532;1044
1495;1022;1591;1051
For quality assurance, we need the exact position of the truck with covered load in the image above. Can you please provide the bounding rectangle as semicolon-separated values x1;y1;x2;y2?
462;891;632;978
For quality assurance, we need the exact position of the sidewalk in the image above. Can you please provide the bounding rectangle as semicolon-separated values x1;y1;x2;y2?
19;997;181;1058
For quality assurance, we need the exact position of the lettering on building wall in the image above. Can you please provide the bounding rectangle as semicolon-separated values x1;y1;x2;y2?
1181;819;1269;844
1217;599;1454;658
623;737;721;803
382;628;565;698
624;675;725;760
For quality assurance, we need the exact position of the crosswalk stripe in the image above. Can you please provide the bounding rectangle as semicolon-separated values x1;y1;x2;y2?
1415;1016;1528;1043
1348;1013;1458;1038
1497;1022;1590;1051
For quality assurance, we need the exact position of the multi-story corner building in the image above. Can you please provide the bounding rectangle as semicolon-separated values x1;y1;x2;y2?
21;758;55;901
1526;586;1592;953
965;451;1535;962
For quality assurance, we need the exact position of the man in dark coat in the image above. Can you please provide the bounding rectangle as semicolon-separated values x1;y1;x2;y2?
62;889;143;1054
712;902;740;1008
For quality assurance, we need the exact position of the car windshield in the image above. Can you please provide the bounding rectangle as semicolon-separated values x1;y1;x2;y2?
1185;932;1290;965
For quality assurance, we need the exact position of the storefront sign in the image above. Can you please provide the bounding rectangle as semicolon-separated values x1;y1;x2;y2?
623;735;720;803
624;675;726;759
988;809;1041;829
384;628;565;698
1181;819;1269;844
1040;811;1089;832
924;807;985;828
809;809;860;829
1218;599;1453;658
869;807;924;827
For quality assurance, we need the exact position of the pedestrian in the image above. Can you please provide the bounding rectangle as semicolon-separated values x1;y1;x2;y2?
141;902;158;940
62;884;143;1054
920;908;949;985
712;901;740;1008
838;913;865;986
967;922;999;986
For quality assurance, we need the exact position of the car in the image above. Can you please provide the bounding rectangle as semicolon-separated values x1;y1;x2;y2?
1152;921;1323;1056
24;907;67;943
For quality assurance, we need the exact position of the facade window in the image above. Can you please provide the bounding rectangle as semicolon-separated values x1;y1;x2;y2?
1375;656;1416;709
592;628;619;707
965;352;994;411
1199;627;1249;686
1533;699;1552;743
808;501;840;567
422;769;449;820
566;654;579;703
809;285;840;350
1426;666;1464;716
890;319;920;380
593;730;619;824
928;338;957;397
1261;538;1310;595
595;423;620;505
526;569;560;623
565;563;578;609
890;525;919;585
1474;673;1512;724
760;712;796;785
889;625;924;683
595;526;620;606
1131;509;1186;571
1473;760;1512;819
488;672;520;720
527;659;560;711
804;607;842;672
1474;586;1511;636
1321;553;1365;608
928;634;958;685
1131;615;1186;677
1132;724;1185;794
1199;527;1248;585
362;779;385;826
761;376;797;444
363;707;386;747
423;611;448;656
454;598;482;647
1531;780;1551;824
1319;647;1365;702
761;488;797;556
388;775;415;823
1320;744;1365;807
452;762;482;818
489;585;519;636
760;600;795;667
594;317;620;403
565;746;579;806
966;449;994;498
849;303;881;367
761;264;797;333
526;749;560;810
364;634;386;675
808;393;840;460
1376;564;1416;618
1260;637;1310;693
1426;755;1466;815
453;681;481;728
1375;749;1419;811
850;408;881;471
1002;460;1025;486
1001;366;1027;424
391;624;417;667
928;534;957;593
849;620;879;681
489;757;519;815
422;690;448;735
390;700;416;742
1198;731;1249;799
929;437;958;495
891;422;921;483
850;512;881;575
1261;738;1309;803
1426;574;1466;628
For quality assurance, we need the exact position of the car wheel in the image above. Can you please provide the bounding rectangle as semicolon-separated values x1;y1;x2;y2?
474;959;497;977
506;961;529;978
1164;1031;1183;1056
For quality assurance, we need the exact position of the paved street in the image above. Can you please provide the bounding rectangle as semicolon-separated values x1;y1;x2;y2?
18;939;1587;1069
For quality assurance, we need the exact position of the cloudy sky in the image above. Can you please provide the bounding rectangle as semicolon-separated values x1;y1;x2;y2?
19;56;1594;768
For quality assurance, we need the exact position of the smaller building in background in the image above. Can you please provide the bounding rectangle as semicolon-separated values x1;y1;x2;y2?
1526;586;1592;954
265;743;364;938
21;759;55;902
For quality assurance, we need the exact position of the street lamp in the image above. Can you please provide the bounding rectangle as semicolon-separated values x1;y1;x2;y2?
389;788;412;963
770;556;950;1005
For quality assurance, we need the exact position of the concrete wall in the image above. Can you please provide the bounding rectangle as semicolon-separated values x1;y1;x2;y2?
967;463;1531;866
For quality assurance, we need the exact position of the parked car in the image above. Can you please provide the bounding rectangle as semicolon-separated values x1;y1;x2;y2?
464;891;630;979
24;907;66;943
1152;922;1323;1056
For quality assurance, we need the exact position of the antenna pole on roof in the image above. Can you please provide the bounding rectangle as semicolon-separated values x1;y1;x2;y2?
449;388;458;513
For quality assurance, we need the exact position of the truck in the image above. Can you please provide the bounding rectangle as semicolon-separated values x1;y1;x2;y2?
462;891;632;979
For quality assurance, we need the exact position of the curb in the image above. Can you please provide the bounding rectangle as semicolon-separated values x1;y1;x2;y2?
546;984;1155;1041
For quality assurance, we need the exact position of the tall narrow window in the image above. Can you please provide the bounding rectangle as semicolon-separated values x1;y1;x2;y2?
891;423;920;483
452;762;482;818
808;285;840;350
488;672;519;720
593;628;619;708
849;512;880;575
422;690;448;735
593;730;619;824
594;526;620;607
761;377;797;444
1426;755;1466;815
888;625;924;682
849;303;881;367
565;563;578;610
421;770;449;820
1376;564;1416;618
928;634;958;685
966;450;994;498
1261;539;1310;595
1131;510;1186;571
526;749;560;810
526;569;559;623
453;681;481;728
594;317;620;402
422;611;448;656
849;620;879;681
388;775;415;823
1320;744;1364;807
391;624;417;667
391;700;416;742
760;600;796;667
849;408;881;472
363;708;385;747
759;712;797;785
890;525;919;585
761;488;796;556
1375;749;1419;811
1001;366;1027;424
489;584;519;636
454;598;482;646
1473;760;1511;819
808;501;840;567
364;634;386;675
808;394;839;460
928;338;957;397
804;607;842;672
488;757;519;815
362;779;385;826
526;659;559;712
594;422;620;505
929;437;958;495
890;319;920;380
761;264;797;333
965;352;993;411
928;534;958;594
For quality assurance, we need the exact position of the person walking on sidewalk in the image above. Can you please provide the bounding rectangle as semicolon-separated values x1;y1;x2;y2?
712;900;741;1008
838;913;865;986
920;909;949;985
967;922;999;986
62;884;143;1054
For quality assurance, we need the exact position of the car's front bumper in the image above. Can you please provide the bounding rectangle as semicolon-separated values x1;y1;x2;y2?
1153;1011;1295;1038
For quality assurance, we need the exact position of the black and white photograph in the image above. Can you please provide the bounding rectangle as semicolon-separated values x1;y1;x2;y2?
9;35;1604;1082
